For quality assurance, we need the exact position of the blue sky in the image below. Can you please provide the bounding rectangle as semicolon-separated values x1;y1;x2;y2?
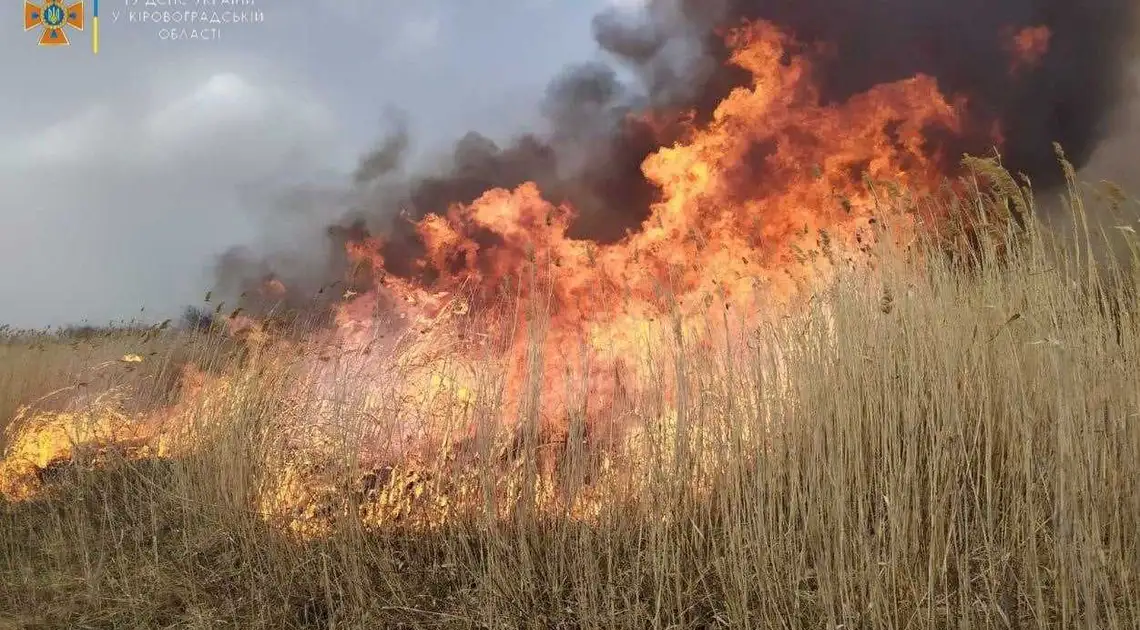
0;0;644;327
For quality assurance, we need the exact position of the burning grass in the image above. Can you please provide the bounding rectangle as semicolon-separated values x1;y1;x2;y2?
1;164;1139;628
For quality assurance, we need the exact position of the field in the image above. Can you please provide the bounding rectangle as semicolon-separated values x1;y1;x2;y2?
1;161;1139;629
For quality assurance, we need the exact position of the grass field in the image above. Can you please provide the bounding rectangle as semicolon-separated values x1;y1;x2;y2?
1;159;1139;629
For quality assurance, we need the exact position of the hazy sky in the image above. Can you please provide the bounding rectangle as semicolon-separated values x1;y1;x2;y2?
0;0;633;328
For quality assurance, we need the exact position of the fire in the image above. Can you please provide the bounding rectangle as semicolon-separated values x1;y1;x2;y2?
0;364;212;500
2;19;1017;531
1007;25;1053;73
333;21;961;428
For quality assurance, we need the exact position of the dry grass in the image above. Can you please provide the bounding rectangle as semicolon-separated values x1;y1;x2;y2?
1;161;1139;629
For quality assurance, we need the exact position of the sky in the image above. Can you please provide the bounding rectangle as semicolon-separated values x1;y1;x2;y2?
0;0;634;328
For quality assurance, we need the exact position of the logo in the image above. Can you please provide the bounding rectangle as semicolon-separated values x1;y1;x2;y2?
24;1;84;46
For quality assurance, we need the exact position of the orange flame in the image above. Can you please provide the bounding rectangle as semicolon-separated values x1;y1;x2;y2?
333;21;962;427
1007;25;1053;73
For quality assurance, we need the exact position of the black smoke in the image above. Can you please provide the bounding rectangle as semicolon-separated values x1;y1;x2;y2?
214;0;1139;313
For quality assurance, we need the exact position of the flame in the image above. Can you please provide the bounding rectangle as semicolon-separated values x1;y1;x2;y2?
334;21;961;428
1007;25;1053;73
0;363;247;500
0;403;146;500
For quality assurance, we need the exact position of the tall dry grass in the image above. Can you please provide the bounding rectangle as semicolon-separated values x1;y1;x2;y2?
1;159;1139;629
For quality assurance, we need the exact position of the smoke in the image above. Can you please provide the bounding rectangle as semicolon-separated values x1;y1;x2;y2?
214;0;1140;315
1080;64;1140;191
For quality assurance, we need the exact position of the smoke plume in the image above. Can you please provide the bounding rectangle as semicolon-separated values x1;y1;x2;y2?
214;0;1140;316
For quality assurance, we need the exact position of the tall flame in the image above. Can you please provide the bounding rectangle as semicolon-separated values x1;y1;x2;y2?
331;21;962;426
